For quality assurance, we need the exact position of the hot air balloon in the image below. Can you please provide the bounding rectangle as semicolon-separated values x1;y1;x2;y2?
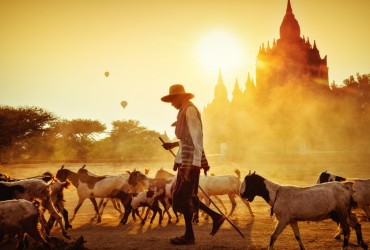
120;101;128;109
104;71;109;77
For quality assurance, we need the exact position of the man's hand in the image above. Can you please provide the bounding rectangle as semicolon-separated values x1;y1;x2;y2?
173;163;181;171
203;165;210;176
162;142;179;150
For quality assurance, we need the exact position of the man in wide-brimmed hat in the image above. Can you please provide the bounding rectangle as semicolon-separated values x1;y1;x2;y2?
161;84;225;245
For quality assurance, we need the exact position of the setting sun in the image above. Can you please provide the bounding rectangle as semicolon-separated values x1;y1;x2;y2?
197;30;244;72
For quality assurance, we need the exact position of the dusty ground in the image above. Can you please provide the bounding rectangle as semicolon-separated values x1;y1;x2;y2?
1;160;369;249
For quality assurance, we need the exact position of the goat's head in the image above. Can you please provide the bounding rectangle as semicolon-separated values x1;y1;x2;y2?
56;167;69;182
240;171;267;202
128;169;149;187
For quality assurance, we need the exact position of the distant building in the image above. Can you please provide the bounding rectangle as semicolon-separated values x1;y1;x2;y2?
256;0;329;92
203;0;332;157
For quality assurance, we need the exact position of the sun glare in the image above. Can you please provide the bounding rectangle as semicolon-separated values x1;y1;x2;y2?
197;30;244;72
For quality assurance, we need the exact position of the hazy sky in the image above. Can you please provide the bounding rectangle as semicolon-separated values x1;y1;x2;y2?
1;0;369;137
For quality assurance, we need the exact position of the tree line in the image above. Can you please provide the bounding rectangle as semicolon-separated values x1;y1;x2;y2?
0;107;171;163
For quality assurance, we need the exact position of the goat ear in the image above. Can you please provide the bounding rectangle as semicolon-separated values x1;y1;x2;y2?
252;171;256;175
248;170;251;175
126;170;131;174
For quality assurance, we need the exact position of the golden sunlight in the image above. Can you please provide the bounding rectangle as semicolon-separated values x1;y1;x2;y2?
197;30;244;72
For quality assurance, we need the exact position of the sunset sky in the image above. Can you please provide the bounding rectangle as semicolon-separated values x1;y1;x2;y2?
1;0;369;138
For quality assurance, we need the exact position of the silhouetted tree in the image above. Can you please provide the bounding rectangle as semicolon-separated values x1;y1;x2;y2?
0;106;56;162
53;119;106;161
94;120;169;161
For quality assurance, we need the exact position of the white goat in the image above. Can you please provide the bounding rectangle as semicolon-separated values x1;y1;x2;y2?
89;167;151;220
0;199;51;250
55;165;133;224
199;169;254;219
240;171;368;250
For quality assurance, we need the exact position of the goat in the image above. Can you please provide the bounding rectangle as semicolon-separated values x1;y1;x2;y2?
56;165;130;223
0;199;51;250
240;171;368;250
76;166;125;221
317;171;370;239
199;169;254;219
0;179;70;240
46;177;73;231
149;177;179;223
131;190;163;225
154;169;184;223
154;168;253;220
102;189;137;225
0;171;72;232
80;166;151;221
119;190;163;225
56;165;149;224
98;168;151;219
316;171;370;220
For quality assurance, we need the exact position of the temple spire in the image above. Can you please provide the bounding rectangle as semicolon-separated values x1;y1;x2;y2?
286;0;292;14
232;78;243;104
233;78;242;96
280;0;300;40
217;68;224;85
214;69;228;102
245;72;255;94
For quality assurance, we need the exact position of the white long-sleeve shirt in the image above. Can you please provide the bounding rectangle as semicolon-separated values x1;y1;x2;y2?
175;105;203;167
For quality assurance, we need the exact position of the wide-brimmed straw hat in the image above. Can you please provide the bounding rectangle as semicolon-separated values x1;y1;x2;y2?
161;84;194;102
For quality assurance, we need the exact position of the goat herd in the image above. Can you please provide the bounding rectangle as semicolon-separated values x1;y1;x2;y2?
0;164;369;250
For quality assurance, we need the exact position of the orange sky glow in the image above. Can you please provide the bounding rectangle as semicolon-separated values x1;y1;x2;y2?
1;0;369;137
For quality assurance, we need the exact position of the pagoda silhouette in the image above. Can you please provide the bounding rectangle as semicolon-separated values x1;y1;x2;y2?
202;0;342;159
256;0;328;91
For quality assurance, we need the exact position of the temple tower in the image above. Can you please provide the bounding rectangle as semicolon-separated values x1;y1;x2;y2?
256;0;329;91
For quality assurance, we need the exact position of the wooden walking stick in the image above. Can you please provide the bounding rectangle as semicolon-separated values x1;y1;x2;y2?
159;137;245;238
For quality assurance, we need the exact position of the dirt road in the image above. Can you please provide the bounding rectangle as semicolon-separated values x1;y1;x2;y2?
1;162;369;249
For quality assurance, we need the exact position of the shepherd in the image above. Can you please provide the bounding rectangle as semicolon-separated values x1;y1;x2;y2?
161;84;225;245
